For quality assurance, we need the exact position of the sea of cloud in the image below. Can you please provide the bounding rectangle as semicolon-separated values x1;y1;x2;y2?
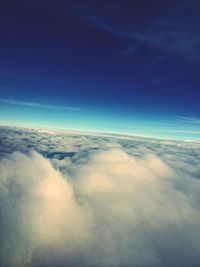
0;126;200;267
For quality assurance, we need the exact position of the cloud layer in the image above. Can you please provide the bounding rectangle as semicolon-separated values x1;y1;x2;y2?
0;127;200;267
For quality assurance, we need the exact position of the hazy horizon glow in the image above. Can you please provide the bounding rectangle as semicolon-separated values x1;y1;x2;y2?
0;97;200;141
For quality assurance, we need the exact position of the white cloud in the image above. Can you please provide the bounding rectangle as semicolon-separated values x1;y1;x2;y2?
1;147;200;267
0;151;92;267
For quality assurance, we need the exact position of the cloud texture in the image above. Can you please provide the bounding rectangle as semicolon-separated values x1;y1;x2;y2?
1;132;200;267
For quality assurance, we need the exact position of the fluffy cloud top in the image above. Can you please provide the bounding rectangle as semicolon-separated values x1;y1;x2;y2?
1;145;200;267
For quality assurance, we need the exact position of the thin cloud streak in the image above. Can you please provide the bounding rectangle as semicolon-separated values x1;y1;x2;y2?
81;4;200;61
176;116;200;125
0;98;83;111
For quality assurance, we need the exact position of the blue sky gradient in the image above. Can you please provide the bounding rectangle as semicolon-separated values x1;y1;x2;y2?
0;0;200;140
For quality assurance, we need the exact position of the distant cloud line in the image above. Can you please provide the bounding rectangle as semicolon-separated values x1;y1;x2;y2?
0;98;82;111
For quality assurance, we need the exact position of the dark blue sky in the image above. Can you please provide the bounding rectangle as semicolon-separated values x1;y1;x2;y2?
0;0;200;139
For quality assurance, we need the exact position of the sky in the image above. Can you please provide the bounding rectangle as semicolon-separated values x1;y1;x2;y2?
0;0;200;140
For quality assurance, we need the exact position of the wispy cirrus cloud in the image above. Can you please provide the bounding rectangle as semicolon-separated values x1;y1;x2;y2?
176;116;200;125
79;2;200;61
0;98;82;111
